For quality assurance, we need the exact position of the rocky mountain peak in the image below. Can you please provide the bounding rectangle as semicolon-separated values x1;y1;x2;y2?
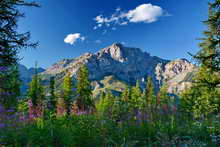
97;43;126;62
19;43;198;96
97;43;150;64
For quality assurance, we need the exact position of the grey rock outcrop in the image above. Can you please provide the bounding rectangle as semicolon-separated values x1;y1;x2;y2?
155;59;197;93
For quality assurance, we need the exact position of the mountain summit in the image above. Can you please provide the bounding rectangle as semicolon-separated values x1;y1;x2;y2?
42;43;168;85
20;43;197;95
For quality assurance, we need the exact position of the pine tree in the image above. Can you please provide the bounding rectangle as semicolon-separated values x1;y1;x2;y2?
121;86;131;103
181;0;220;117
144;77;156;107
192;0;220;76
130;80;143;111
157;85;169;106
96;91;106;116
9;66;21;106
0;0;39;108
0;65;21;108
96;90;114;118
76;65;94;112
49;76;56;110
27;63;44;106
191;0;220;89
62;72;73;114
181;86;219;118
118;86;131;121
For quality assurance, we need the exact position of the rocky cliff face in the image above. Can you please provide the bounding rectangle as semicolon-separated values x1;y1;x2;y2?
155;59;197;93
39;43;196;95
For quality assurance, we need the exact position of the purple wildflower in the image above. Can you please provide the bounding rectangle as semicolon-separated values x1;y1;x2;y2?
76;111;88;115
0;66;8;72
0;123;5;129
6;109;15;113
0;104;5;113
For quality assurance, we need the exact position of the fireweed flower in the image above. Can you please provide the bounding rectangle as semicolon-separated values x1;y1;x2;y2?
28;99;36;120
27;99;45;120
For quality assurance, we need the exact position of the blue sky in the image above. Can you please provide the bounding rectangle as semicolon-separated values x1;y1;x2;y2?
18;0;209;68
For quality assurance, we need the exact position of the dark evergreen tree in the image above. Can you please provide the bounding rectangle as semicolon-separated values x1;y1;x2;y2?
121;86;131;103
144;77;156;107
118;86;131;121
96;90;114;118
181;0;220;118
0;65;21;108
27;63;44;106
192;0;220;77
157;85;169;106
62;72;73;114
191;0;220;89
76;65;94;112
49;76;56;110
0;0;39;108
130;80;143;111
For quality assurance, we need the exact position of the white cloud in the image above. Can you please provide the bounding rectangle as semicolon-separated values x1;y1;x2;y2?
64;33;85;45
93;3;166;31
94;15;109;24
126;4;163;23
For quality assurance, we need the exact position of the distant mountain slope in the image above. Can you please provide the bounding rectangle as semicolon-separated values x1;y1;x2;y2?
18;64;45;94
37;43;196;95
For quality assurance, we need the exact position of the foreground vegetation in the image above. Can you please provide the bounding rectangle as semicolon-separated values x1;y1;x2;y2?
1;112;220;146
0;0;220;146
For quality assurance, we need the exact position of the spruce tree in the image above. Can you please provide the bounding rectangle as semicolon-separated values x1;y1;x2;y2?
0;0;39;108
27;64;44;106
181;0;220;117
193;0;220;76
191;0;220;89
119;86;131;120
9;66;21;106
97;90;114;118
96;91;106;116
76;65;94;112
0;65;21;108
130;80;143;111
49;76;56;110
121;86;131;103
144;77;156;107
62;72;73;114
157;85;169;106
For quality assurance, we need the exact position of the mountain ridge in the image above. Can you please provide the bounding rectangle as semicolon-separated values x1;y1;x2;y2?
19;43;197;95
